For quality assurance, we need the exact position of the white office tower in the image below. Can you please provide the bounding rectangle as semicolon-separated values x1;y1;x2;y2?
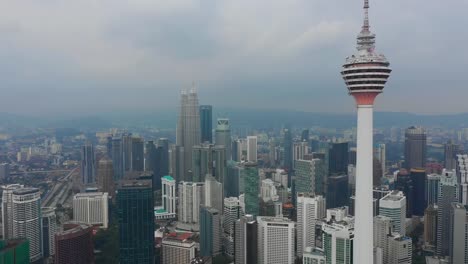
1;184;23;239
73;192;109;228
456;154;468;205
374;215;392;263
379;191;406;236
303;247;326;264
257;216;295;264
426;173;441;206
273;169;288;189
374;143;386;177
321;214;354;264
162;175;176;214
293;141;309;166
178;182;205;224
41;207;57;258
223;197;241;257
215;118;232;160
247;136;258;162
450;203;468;263
437;169;458;256
388;236;412;264
205;175;223;213
374;215;413;264
261;179;279;202
327;206;349;222
161;233;196;264
12;188;42;262
297;193;326;257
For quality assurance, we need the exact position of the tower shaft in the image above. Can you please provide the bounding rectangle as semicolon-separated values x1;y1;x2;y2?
355;104;374;264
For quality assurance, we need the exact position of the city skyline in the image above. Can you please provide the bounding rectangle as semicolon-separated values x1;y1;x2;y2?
0;1;467;114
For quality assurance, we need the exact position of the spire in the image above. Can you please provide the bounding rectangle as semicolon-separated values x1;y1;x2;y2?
356;0;375;52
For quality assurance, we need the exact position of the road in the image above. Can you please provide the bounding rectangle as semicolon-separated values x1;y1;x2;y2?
42;167;78;208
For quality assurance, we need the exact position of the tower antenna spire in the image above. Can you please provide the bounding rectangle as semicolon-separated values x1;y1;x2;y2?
356;0;375;51
362;0;370;32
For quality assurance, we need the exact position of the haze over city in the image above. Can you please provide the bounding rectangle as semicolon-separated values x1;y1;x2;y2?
1;0;467;114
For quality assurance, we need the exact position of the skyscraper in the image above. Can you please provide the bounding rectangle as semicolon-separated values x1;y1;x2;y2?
321;215;354;264
200;105;213;143
199;206;222;258
296;193;326;257
424;204;438;252
328;142;349;175
293;141;309;166
176;88;201;179
192;144;226;183
223;197;240;257
117;180;154;264
283;129;293;186
374;143;386;178
246;136;257;163
205;175;223;213
157;138;170;180
341;1;392;261
73;192;109;228
54;223;94;264
411;168;426;216
426;173;441;206
161;233;196;264
437;170;459;256
243;163;259;217
295;159;325;196
131;137;145;172
0;239;29;264
326;175;349;209
12;188;42;262
215;118;232;160
379;191;406;236
81;142;96;185
456;154;468;205
1;184;23;240
444;140;459;171
162;175;176;214
97;157;114;196
449;203;468;263
111;137;124;181
178;182;205;225
41;207;57;259
257;216;295;264
404;126;427;170
234;215;257;264
122;133;133;172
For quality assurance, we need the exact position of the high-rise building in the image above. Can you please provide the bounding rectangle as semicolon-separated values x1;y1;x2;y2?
301;129;309;142
302;247;325;264
283;128;293;172
296;193;326;257
395;170;414;217
1;184;23;240
411;168;426;216
122;133;133;172
0;239;29;264
54;223;94;264
387;235;412;264
223;197;240;257
295;159;325;196
200;105;213;143
215;118;234;160
226;161;241;197
436;170;458;256
321;214;354;264
12;188;42;262
293;141;309;167
426;173;441;206
234;215;257;264
246;136;257;163
329;142;349;175
374;215;392;264
41;207;57;259
205;175;223;213
404;126;427;170
199;206;222;258
157;138;170;178
242;163;259;217
257;216;295;264
73;192;109;228
145;141;157;173
424;204;438;252
111;137;124;181
379;191;406;236
131;137;145;172
162;175;176;214
456;154;468;205
176;88;201;179
161;233;196;264
192;144;226;183
449;203;468;263
117;180;154;264
170;145;185;183
97;157;114;196
444;140;459;171
81;142;96;185
326;175;349;209
178;182;205;224
374;143;386;178
0;163;10;181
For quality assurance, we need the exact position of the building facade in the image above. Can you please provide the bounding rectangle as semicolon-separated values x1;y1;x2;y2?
73;192;109;228
257;216;295;264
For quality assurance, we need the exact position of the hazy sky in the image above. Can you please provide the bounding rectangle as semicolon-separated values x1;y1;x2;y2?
0;0;467;115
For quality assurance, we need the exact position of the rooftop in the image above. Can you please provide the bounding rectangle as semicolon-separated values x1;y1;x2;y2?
162;175;174;181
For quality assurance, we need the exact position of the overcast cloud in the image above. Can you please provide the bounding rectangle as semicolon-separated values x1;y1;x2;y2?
0;0;467;115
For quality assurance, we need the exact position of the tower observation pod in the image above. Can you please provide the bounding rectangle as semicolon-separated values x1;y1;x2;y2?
341;0;391;263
